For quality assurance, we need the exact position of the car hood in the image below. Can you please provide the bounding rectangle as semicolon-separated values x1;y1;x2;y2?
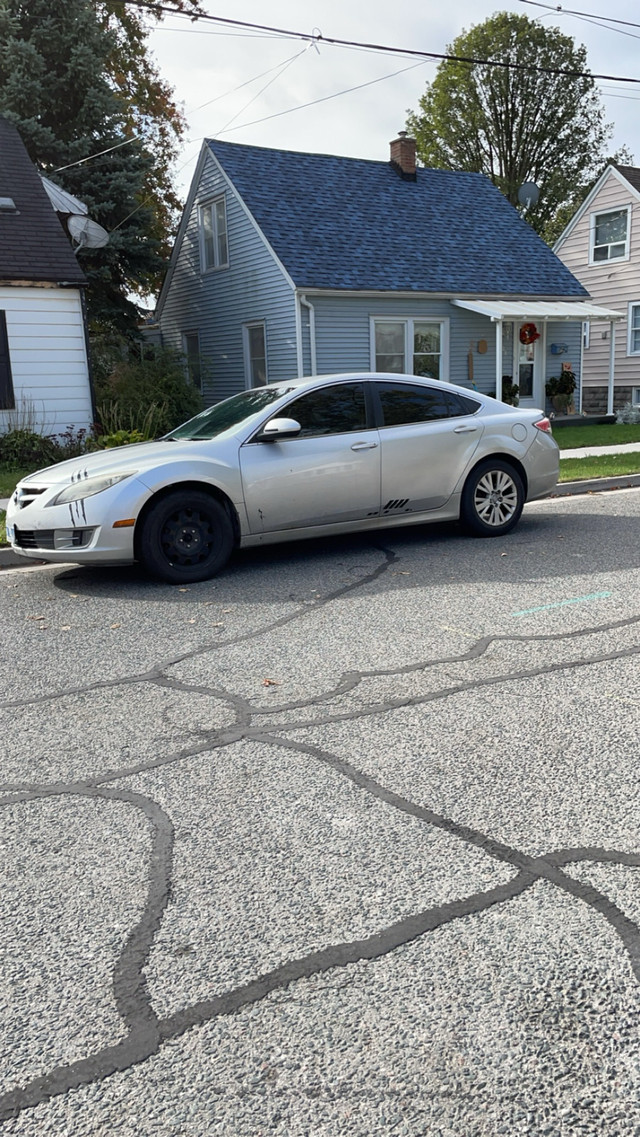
21;439;225;488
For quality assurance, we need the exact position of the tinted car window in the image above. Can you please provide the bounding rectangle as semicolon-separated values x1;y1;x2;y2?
284;383;367;438
375;381;451;426
447;392;481;417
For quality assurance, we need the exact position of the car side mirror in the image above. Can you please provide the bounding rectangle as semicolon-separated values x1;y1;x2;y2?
258;417;302;442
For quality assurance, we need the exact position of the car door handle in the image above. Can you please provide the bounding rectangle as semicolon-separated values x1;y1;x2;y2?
351;441;378;450
453;425;478;433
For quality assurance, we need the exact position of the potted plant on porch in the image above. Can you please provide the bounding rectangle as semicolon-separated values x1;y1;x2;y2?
545;369;577;415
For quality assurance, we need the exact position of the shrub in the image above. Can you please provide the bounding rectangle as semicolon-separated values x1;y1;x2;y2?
616;401;640;424
0;429;56;468
95;347;203;437
501;378;519;406
95;429;146;448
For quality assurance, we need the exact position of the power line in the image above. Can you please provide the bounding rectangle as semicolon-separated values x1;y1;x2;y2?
516;0;640;31
216;59;429;136
119;0;640;84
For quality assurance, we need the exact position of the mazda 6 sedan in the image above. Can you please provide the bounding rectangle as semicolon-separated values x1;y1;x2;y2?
5;372;559;583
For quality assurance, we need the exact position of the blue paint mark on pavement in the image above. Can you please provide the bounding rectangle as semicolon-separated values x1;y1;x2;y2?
511;591;611;616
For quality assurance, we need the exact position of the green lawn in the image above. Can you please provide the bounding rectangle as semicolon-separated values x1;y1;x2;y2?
0;467;33;498
553;422;640;450
559;452;640;482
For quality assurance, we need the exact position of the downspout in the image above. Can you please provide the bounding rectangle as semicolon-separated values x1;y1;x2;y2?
495;318;503;402
299;294;317;375
578;320;584;414
294;292;304;377
608;321;616;416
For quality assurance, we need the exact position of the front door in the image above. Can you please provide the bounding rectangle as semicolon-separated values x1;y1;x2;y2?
505;322;543;408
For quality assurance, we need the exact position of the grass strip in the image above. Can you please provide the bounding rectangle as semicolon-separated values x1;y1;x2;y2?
559;453;640;482
554;423;640;450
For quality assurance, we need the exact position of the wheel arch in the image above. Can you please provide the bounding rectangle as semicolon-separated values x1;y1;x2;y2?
134;480;241;560
463;452;529;500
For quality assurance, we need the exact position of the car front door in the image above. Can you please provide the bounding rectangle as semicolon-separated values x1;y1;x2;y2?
239;381;381;533
371;380;484;515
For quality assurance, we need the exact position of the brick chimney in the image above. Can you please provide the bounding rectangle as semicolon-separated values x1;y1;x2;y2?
389;131;416;181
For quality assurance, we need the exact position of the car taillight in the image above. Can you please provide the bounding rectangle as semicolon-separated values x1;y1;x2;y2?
534;417;552;434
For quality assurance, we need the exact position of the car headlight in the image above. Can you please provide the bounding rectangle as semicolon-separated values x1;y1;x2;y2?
46;472;137;507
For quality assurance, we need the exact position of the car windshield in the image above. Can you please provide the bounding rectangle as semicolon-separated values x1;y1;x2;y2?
166;386;295;441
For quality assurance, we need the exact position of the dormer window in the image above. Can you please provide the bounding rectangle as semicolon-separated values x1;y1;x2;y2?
199;195;228;271
0;197;17;212
591;207;629;263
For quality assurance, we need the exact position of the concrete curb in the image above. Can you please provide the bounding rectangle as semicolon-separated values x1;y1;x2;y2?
553;473;640;497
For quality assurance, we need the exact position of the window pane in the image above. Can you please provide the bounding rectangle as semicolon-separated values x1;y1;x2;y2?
285;383;366;437
595;210;626;245
413;323;440;354
412;353;440;379
215;198;228;264
202;206;215;268
632;306;640;331
247;325;266;387
183;333;201;390
448;393;480;417
376;381;451;426
376;353;405;373
375;322;405;372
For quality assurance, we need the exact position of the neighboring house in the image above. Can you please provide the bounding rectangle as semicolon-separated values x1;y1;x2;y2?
157;133;620;413
553;164;640;414
0;116;94;436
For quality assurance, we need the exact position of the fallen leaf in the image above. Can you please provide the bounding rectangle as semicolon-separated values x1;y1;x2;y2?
262;678;280;687
178;588;190;593
59;625;71;631
187;618;196;624
27;614;46;621
500;553;508;557
110;622;121;629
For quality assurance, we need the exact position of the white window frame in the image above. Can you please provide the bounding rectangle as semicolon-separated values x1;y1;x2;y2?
369;317;450;382
199;195;229;272
243;320;268;389
632;387;640;406
589;205;630;265
182;331;202;391
627;302;640;356
582;321;590;350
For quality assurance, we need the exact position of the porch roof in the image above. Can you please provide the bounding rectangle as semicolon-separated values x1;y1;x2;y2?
452;299;623;322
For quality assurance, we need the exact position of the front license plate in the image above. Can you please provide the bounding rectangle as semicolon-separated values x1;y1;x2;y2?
5;523;15;544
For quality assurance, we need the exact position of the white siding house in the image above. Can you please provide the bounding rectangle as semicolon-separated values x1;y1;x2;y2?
554;164;640;413
0;117;93;436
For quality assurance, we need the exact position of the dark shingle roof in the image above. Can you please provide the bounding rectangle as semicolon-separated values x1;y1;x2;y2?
208;140;587;297
0;117;86;285
613;164;640;196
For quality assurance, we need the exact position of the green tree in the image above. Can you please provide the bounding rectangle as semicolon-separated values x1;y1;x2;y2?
0;0;199;336
407;12;613;243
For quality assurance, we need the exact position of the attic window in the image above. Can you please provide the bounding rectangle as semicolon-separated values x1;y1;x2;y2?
199;195;228;271
591;207;629;262
0;197;17;212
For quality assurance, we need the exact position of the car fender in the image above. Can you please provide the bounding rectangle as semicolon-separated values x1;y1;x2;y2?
451;437;530;496
135;457;243;503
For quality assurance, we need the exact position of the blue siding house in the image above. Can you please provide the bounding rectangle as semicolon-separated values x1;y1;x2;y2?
156;133;620;412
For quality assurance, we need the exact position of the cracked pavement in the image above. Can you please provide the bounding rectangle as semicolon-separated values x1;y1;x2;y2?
2;488;640;1135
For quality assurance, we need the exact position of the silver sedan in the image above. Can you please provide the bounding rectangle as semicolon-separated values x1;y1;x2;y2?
5;373;559;583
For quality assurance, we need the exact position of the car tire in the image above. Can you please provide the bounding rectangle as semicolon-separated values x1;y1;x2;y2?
137;490;234;583
460;459;524;537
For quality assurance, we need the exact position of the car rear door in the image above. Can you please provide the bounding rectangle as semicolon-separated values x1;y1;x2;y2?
239;381;381;533
371;380;484;515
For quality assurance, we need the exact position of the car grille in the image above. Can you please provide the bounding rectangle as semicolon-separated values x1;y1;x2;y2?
15;485;49;509
15;528;94;550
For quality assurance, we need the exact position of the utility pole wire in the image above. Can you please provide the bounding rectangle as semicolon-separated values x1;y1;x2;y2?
117;0;640;84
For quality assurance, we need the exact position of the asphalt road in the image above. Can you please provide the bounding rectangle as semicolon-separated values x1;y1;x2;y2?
2;488;640;1136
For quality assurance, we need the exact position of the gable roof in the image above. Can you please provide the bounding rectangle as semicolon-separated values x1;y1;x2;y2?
554;163;640;253
0;116;86;286
207;139;587;298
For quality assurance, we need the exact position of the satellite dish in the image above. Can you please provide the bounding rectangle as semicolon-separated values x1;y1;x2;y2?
67;214;110;251
518;182;540;210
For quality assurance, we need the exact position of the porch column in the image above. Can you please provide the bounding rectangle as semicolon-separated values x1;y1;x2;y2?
607;321;615;416
495;319;503;401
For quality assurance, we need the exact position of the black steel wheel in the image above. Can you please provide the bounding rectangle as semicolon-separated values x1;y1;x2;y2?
460;460;524;537
137;491;234;583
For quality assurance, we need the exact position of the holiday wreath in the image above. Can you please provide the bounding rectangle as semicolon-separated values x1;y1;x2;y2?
519;322;540;345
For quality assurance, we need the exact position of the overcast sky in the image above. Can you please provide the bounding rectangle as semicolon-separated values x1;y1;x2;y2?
148;0;640;198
